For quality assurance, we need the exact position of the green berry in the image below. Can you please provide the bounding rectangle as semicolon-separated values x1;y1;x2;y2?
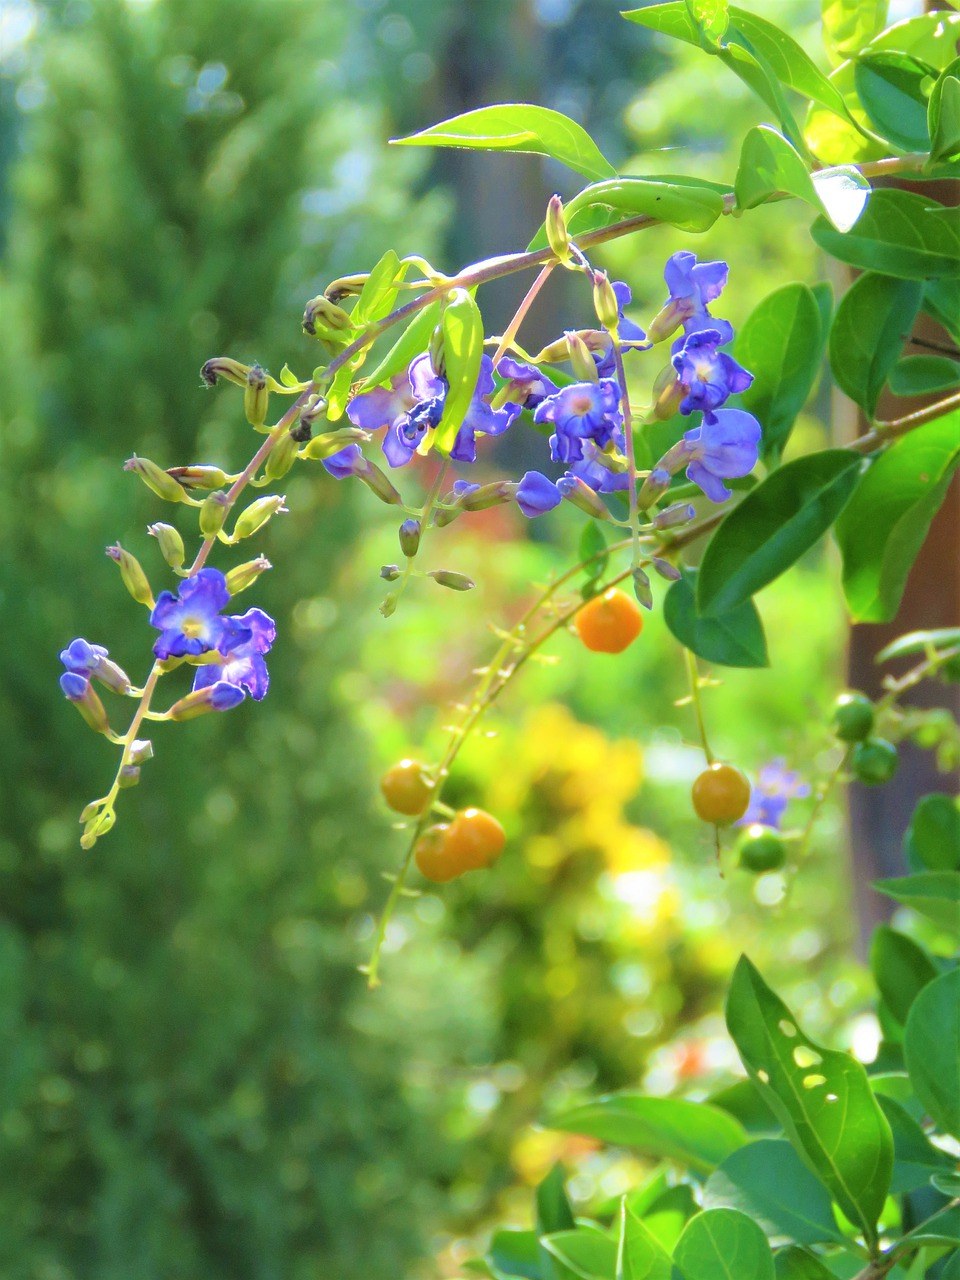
851;738;898;786
832;691;875;743
737;824;787;873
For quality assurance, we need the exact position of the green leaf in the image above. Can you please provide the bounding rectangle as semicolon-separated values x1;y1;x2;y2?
549;1095;746;1176
624;4;848;116
563;177;726;235
672;1208;775;1280
616;1202;672;1280
734;126;869;232
929;59;960;165
697;451;862;618
538;1165;576;1236
392;104;616;182
924;277;960;343
811;190;960;280
869;926;938;1027
821;0;888;66
708;1079;780;1135
932;1171;960;1197
352;249;404;326
900;1202;960;1248
435;289;484;455
579;522;609;591
873;871;960;935
542;1230;617;1280
360;299;441;389
853;51;935;152
904;969;960;1139
836;412;960;622
725;956;893;1244
664;570;768;668
829;272;923;416
489;1229;544;1280
705;1139;845;1244
684;0;728;49
637;1185;697;1253
773;1246;836;1279
876;1094;955;1194
905;794;960;873
736;281;825;460
877;627;960;665
889;355;960;397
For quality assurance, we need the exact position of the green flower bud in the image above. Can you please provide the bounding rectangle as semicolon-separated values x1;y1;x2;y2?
264;430;300;480
398;518;421;558
147;522;186;571
653;502;696;530
531;336;574;363
566;331;600;383
646;299;685;345
200;357;251;388
380;564;401;581
124;455;186;503
651;365;684;420
651;557;681;582
106;543;154;608
243;364;270;428
324;274;368;303
592;271;620;333
545;194;572;265
302;294;354;337
292;393;329;443
230;494;287;541
632;565;653;610
199;492;231;538
358;462;403;506
559;475;610;520
831;691;875;743
80;804;115;850
118;764;141;789
459;480;519;512
428;569;475;592
379;592;399;618
225;556;272;596
165;465;230;491
128;738;154;764
299;427;368;460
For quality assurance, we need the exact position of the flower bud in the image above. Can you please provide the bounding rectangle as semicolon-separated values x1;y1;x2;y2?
147;523;186;571
428;324;445;379
302;294;354;337
230;494;287;541
531;336;574;363
168;681;245;721
632;565;654;609
128;738;154;764
118;764;141;789
566;332;599;383
124;455;186;503
225;556;272;596
243;364;270;428
460;479;519;511
264;430;300;480
165;465;230;491
200;357;251;388
293;393;329;443
646;299;685;345
60;673;111;735
557;475;610;520
357;462;403;506
398;518;421;558
546;194;572;265
324;274;367;303
81;805;116;850
380;564;401;581
199;491;231;538
380;592;399;618
592;271;620;333
637;467;673;509
653;501;696;530
651;557;682;582
106;544;154;608
300;427;369;460
651;365;684;420
428;569;475;592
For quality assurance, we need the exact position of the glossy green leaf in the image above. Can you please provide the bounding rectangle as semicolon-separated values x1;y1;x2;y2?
924;277;960;344
904;969;960;1139
873;871;960;935
549;1094;746;1175
821;0;887;66
929;59;960;165
538;1164;576;1236
705;1139;845;1244
906;794;960;873
435;288;484;455
876;1094;955;1194
811;190;960;280
725;956;893;1244
360;299;441;389
836;412;960;622
889;355;960;397
708;1079;780;1135
664;570;768;668
734;126;868;231
697;451;862;618
673;1208;775;1280
869;926;938;1027
877;627;960;665
352;249;404;326
563;177;726;234
853;51;934;152
736;281;825;460
637;1185;697;1253
392;104;616;182
772;1246;836;1279
829;272;922;416
542;1230;617;1280
489;1229;543;1280
616;1202;671;1280
684;0;728;49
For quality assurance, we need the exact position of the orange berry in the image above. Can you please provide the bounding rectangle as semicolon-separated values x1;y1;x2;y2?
444;807;506;870
691;763;751;826
414;824;459;882
574;588;643;654
380;758;433;815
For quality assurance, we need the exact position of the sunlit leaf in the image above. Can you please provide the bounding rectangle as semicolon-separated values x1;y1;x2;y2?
435;289;484;456
904;970;960;1139
734;126;869;231
705;1139;845;1244
811;190;960;280
673;1208;775;1280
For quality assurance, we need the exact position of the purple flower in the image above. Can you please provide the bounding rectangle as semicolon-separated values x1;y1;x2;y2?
59;637;130;693
322;444;369;479
672;329;753;415
534;379;623;464
448;356;520;464
345;368;418;433
516;470;562;518
568;436;629;494
682;408;761;503
612;281;647;346
495;357;558;409
193;607;276;702
738;760;811;829
659;251;733;346
60;671;90;702
149;568;249;661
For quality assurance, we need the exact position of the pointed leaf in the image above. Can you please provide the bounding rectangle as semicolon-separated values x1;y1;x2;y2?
869;927;938;1027
889;355;960;397
489;1230;544;1280
904;969;960;1140
352;249;404;326
877;1094;955;1193
705;1139;845;1245
542;1230;617;1280
538;1164;576;1235
821;0;888;66
905;793;960;873
811;190;960;280
929;59;960;165
616;1202;672;1280
664;570;768;668
360;300;441;389
854;51;934;152
772;1246;836;1279
673;1208;775;1280
734;126;868;231
874;871;960;935
829;272;922;416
